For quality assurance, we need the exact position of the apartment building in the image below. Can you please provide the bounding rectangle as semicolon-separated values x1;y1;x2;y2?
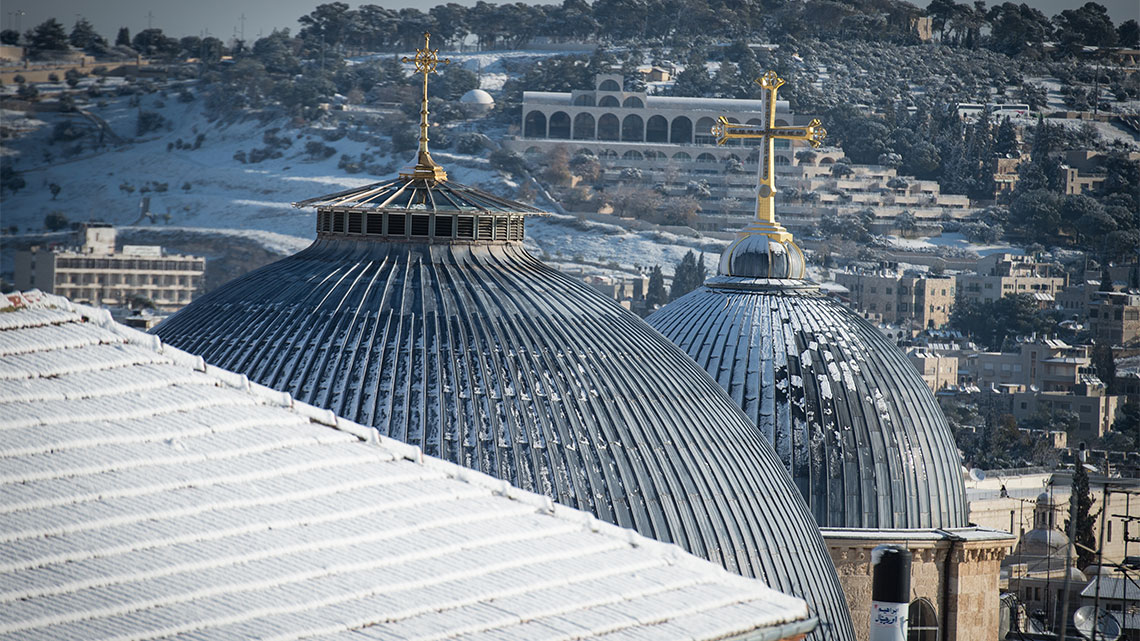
989;378;1121;441
961;337;1091;393
907;348;959;392
957;253;1067;305
13;223;205;311
834;265;956;328
1088;290;1140;346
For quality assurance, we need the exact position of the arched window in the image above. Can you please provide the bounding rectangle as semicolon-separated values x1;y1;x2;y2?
600;149;618;159
599;95;620;107
774;118;790;127
694;117;716;145
524;146;542;157
723;154;742;164
573;113;596;140
573;94;595;106
819;157;835;165
645;150;664;160
597;113;620;141
524;111;547;138
908;599;939;641
622;96;644;108
598;78;621;91
670;116;692;144
696;153;717;164
672;152;691;161
622;150;643;160
548;111;571;139
622;114;644;142
646;115;668;143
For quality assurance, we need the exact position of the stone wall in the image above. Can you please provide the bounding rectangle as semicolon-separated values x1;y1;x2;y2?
825;530;1013;641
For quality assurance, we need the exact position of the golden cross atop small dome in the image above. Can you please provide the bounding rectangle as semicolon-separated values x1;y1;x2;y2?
400;32;451;181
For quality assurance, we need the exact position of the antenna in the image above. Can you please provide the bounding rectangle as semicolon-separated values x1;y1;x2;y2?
239;13;246;42
146;10;154;29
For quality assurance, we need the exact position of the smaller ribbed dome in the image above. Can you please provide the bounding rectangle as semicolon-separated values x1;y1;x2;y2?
719;231;806;279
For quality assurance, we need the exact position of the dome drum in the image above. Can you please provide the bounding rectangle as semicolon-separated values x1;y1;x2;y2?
317;209;527;244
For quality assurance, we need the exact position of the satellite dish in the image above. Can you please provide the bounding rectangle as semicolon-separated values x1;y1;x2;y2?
1073;606;1121;641
970;468;986;482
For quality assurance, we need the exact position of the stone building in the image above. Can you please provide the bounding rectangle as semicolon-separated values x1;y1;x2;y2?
835;266;956;328
13;223;204;311
1089;290;1140;346
957;253;1067;305
962;337;1092;392
908;348;960;392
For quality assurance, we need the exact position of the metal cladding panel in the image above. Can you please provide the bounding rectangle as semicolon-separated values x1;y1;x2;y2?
153;238;855;641
647;281;969;530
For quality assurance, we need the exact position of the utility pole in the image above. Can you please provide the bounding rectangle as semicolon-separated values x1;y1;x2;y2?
146;10;154;30
239;13;246;43
1058;443;1085;641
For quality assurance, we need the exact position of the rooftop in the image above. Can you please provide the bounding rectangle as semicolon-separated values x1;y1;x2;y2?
0;290;814;641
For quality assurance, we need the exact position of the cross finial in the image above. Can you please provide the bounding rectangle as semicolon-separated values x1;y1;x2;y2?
710;70;826;242
400;32;451;181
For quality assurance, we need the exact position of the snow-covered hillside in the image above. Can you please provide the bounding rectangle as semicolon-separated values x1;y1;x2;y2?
1;81;722;277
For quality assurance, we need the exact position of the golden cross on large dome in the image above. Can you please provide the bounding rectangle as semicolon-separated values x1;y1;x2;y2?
400;32;451;181
712;70;825;242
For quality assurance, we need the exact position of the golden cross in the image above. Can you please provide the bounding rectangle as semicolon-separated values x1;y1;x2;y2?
400;32;450;181
711;70;825;241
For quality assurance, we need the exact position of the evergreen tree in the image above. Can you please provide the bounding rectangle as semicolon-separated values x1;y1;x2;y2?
115;27;131;47
1064;461;1099;570
669;250;707;301
30;18;68;52
994;116;1018;156
69;18;105;50
646;265;667;309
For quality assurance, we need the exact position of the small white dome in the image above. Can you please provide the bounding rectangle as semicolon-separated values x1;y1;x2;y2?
460;89;494;105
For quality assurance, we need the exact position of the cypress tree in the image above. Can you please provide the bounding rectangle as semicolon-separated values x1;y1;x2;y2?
1064;462;1099;570
646;265;667;309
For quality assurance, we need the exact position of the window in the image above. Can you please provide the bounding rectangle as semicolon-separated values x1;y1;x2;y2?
908;599;939;641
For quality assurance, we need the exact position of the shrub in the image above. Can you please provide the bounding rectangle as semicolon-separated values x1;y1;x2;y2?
304;141;336;160
455;133;485;155
44;211;69;231
136;110;166;136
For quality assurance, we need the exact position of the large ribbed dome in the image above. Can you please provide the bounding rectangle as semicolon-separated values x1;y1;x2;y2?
647;275;969;530
154;180;854;640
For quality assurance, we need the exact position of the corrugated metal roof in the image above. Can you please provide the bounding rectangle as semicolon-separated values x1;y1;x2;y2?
293;178;547;216
152;239;856;641
647;277;970;530
0;291;817;641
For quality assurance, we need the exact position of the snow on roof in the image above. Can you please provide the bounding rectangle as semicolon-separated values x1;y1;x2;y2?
0;291;814;641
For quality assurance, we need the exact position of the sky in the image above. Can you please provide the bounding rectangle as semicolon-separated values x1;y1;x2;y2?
5;0;1138;46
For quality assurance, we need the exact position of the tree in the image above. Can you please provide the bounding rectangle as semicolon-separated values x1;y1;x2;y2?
69;18;105;50
115;27;130;47
1118;19;1140;47
1054;2;1117;49
132;29;178;57
298;2;353;50
29;18;68;53
646;265;667;308
44;211;69;231
0;29;19;45
48;183;61;200
670;250;707;301
1064;460;1099;570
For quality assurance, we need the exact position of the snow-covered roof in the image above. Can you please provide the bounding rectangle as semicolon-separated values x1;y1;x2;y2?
0;291;816;641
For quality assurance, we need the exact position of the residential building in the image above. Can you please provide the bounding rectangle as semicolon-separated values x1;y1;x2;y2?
957;253;1067;305
908;348;959;391
1089;290;1140;346
12;223;205;311
962;337;1091;392
835;265;956;328
992;378;1121;441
